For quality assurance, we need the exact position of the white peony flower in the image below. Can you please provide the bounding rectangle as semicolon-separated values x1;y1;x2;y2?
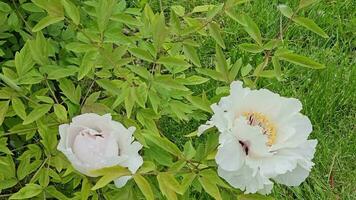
57;113;143;188
198;81;317;194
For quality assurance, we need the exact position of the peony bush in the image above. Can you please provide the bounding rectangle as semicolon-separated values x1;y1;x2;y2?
0;0;327;199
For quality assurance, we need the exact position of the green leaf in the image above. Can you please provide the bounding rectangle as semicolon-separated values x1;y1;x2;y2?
152;13;168;50
208;22;226;48
292;17;329;38
180;173;196;194
0;74;21;91
191;5;215;13
229;58;242;81
78;51;96;80
96;0;115;33
0;138;12;155
154;76;189;91
23;104;52;125
125;87;136;118
65;42;97;53
183;44;201;67
0;100;10;125
238;194;275;200
133;174;154;200
186;95;211;113
129;47;154;62
277;53;325;69
61;0;80;25
135;85;148;108
54;104;67;122
144;134;181;156
0;178;18;190
158;172;184;195
111;13;142;26
272;57;282;80
148;89;160;113
91;166;131;190
128;66;151;80
241;64;252;76
182;75;209;85
32;15;64;32
0;2;11;13
241;14;263;45
96;79;121;95
157;56;190;68
45;186;70;200
239;43;264;53
299;0;319;9
12;98;27;120
195;68;225;82
14;44;35;77
277;4;293;18
157;173;178;200
171;5;185;17
198;176;222;200
10;183;43;199
215;45;229;81
59;78;80;104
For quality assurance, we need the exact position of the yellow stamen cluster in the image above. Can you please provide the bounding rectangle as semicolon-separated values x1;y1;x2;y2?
243;112;277;146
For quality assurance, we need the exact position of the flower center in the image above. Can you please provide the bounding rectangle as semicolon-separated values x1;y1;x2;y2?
242;112;276;146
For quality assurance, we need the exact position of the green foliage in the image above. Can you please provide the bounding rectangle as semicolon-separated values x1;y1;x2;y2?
0;0;333;199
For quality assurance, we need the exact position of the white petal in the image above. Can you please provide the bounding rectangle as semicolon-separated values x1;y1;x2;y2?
71;113;112;133
216;133;245;171
119;141;143;173
233;117;272;157
57;124;69;151
114;176;132;188
274;165;310;186
218;166;273;194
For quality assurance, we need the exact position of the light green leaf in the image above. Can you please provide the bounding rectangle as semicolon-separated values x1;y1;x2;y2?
171;5;185;17
91;166;130;190
129;47;154;62
191;5;215;13
12;98;26;120
96;79;121;95
157;173;178;200
183;44;201;67
23;104;52;125
241;14;263;45
241;64;253;76
144;134;181;156
182;75;209;85
215;45;229;81
0;74;21;91
157;56;190;68
272;57;282;80
96;0;115;33
148;89;160;114
65;42;97;53
45;186;70;200
198;176;222;200
125;87;136;118
239;43;264;53
134;84;148;108
128;66;151;79
293;16;329;38
61;0;80;25
32;15;64;32
78;51;96;80
0;100;10;125
133;174;154;200
195;68;225;82
229;58;242;81
0;2;11;13
59;78;80;104
277;4;293;18
277;53;325;69
299;0;319;9
111;13;142;26
208;22;225;48
54;104;67;122
10;183;43;199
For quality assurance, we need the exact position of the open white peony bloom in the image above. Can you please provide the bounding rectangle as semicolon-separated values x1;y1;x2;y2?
198;81;317;194
57;113;143;188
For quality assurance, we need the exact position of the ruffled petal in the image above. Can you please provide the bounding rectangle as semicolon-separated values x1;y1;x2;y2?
218;166;273;194
114;176;132;188
216;133;245;171
273;165;310;186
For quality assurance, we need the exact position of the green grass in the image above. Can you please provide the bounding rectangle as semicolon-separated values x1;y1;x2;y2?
158;0;356;199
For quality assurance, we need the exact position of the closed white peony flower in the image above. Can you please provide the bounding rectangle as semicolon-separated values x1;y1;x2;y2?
57;113;143;188
198;81;317;194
